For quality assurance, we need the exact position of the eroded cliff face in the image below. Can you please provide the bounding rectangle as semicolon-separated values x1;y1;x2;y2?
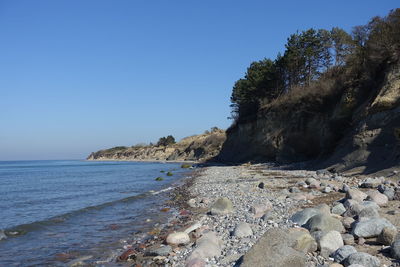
87;130;226;162
218;63;400;173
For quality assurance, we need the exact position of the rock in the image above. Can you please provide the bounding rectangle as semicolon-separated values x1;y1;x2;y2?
145;245;172;256
357;237;366;245
232;222;253;238
391;238;400;259
366;190;388;206
318;230;344;258
317;169;331;176
341;233;355;245
342;217;355;229
331;245;357;263
187;231;222;261
289;187;301;193
323;187;332;193
166;232;190;245
238;228;306;267
304;213;344;233
290;208;321;226
250;201;273;218
377;226;397;245
315;204;331;215
357;206;379;219
346;189;367;202
330;264;344;267
261;211;273;221
360;177;384;188
332;203;346;215
288;228;318;253
184;222;202;234
210;197;234;215
187;199;196;208
383;187;395;200
343;252;380;267
305;178;317;185
352;218;396;238
341;184;350;193
347;265;365;267
343;200;380;218
258;182;265;189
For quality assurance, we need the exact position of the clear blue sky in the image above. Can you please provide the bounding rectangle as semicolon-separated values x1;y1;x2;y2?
0;1;398;160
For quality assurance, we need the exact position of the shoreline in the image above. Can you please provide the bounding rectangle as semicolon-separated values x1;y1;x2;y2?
86;158;200;164
110;163;400;267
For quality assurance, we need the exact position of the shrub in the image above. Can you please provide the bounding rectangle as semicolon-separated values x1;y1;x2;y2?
155;177;164;181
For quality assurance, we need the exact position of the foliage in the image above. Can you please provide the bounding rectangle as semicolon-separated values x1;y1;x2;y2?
166;172;173;176
229;9;400;121
155;177;164;181
156;135;176;146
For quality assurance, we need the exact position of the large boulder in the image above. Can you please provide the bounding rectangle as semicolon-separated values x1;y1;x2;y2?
343;252;380;267
290;208;321;226
210;197;234;215
238;228;306;267
331;245;357;263
304;213;344;233
318;231;344;258
352;218;396;238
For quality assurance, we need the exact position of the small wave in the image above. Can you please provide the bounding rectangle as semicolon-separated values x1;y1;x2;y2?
151;186;175;195
3;191;153;238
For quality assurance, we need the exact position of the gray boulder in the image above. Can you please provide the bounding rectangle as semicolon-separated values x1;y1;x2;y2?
290;208;321;226
318;230;344;258
332;203;346;215
331;245;357;263
352;218;396;238
357;206;379;219
391;238;400;259
210;197;234;215
343;252;380;267
238;228;306;267
304;213;344;233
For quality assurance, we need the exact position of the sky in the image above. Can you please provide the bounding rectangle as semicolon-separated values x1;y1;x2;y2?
0;1;398;160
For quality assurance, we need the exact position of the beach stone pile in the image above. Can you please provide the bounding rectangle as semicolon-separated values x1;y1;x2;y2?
120;165;400;267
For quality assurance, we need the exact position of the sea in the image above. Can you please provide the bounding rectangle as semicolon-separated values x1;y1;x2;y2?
0;160;189;266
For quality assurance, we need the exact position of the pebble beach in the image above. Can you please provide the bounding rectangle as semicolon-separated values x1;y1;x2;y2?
112;164;400;267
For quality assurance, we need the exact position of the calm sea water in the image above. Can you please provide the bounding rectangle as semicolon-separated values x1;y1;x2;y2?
0;160;188;266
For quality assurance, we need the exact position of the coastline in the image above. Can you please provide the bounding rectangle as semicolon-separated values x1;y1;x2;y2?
86;159;199;164
108;163;400;267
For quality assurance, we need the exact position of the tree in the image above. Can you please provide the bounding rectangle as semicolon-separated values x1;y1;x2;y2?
330;27;353;66
156;135;176;146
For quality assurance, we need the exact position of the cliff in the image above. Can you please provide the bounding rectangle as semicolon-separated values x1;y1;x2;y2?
217;62;400;174
87;129;226;162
